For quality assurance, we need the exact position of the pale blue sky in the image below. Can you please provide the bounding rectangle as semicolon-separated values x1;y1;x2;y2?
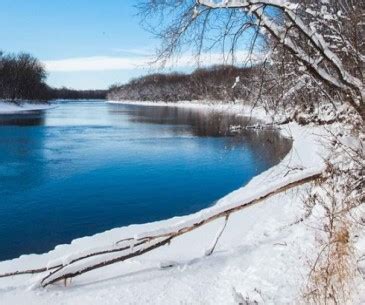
0;0;161;89
0;0;261;89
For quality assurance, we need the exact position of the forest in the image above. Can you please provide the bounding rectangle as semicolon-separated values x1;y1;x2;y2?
0;51;106;102
108;65;258;102
0;51;50;101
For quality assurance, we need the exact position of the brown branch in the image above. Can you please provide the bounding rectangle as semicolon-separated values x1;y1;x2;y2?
0;265;60;279
205;214;230;256
0;171;322;287
40;171;322;287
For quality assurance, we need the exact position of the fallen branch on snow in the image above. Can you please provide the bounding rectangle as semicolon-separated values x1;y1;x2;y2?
0;170;323;287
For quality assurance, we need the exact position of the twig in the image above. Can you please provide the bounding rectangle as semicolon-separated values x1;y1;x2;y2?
205;214;230;256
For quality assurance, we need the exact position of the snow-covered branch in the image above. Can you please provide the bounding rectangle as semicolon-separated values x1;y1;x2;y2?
197;0;364;115
0;169;322;287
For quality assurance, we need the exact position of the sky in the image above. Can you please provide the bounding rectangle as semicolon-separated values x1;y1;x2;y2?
0;0;260;90
0;0;163;89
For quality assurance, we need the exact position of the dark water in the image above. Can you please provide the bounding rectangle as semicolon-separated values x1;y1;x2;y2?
0;101;291;261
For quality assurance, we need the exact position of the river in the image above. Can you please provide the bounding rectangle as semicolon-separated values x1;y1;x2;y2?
0;101;291;260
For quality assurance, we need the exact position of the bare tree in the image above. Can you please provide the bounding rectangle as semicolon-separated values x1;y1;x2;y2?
136;2;365;303
138;0;364;122
1;3;363;300
0;51;50;102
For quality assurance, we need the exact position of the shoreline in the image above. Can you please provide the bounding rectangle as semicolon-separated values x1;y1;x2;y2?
0;101;55;114
0;100;329;304
107;100;272;122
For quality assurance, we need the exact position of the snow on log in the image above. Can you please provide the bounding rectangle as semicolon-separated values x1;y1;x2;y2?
0;167;323;287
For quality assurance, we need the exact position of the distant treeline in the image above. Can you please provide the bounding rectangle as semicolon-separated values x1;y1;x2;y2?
0;51;106;103
108;65;259;102
49;88;107;100
1;50;257;103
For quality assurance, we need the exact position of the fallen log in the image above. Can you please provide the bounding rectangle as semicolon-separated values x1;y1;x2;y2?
0;170;323;288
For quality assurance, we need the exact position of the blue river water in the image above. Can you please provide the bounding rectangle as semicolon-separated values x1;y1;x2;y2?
0;101;291;261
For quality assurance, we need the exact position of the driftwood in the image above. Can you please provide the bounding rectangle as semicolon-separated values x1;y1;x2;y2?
0;171;322;287
0;238;151;279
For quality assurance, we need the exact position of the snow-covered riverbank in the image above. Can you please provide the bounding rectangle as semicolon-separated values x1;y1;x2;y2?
0;101;349;304
0;101;54;114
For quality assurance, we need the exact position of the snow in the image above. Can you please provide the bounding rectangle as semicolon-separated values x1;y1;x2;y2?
0;102;55;114
231;76;240;89
0;100;356;304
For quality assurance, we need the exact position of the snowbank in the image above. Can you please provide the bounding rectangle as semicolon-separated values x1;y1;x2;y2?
0;101;333;304
0;101;54;114
108;100;266;119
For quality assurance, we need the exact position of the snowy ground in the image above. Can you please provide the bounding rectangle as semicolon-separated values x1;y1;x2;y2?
0;101;54;114
0;101;352;304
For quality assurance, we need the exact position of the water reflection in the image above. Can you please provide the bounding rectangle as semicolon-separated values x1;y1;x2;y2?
0;112;46;126
108;104;240;137
108;103;292;165
0;120;46;194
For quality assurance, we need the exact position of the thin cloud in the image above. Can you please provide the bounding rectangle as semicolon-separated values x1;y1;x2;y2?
43;51;263;72
110;47;154;56
43;56;150;72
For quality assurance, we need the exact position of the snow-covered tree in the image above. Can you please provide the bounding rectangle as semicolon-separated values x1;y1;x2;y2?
1;3;363;302
137;1;365;303
138;0;364;122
